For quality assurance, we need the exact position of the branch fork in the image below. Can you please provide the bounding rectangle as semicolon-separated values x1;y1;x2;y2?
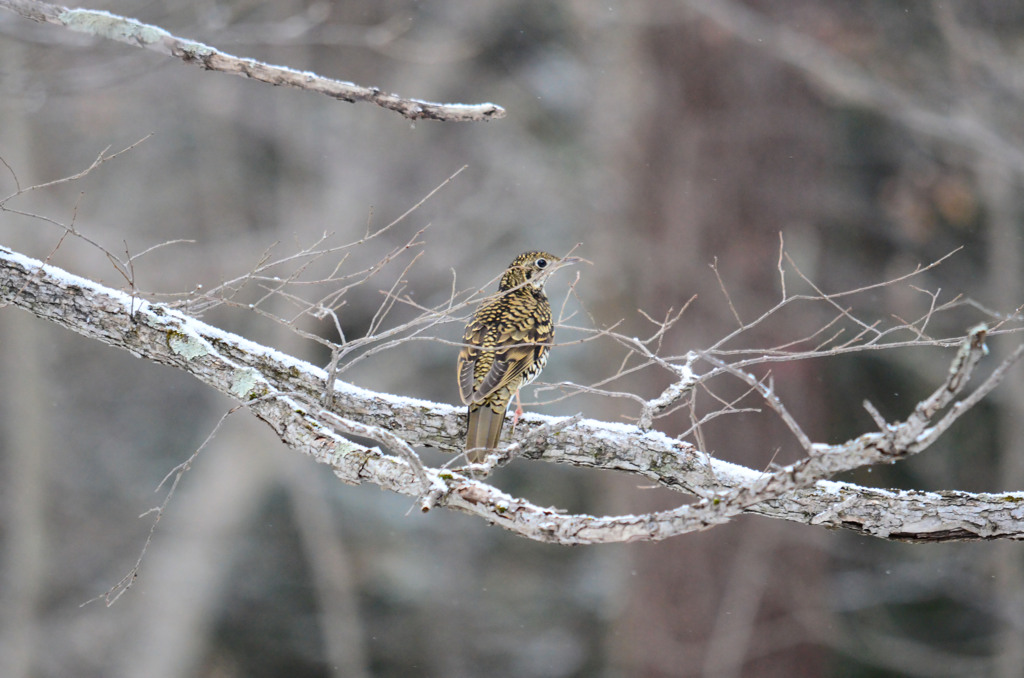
3;246;1024;543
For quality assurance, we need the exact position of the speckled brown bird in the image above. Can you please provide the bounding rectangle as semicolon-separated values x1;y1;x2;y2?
458;251;577;462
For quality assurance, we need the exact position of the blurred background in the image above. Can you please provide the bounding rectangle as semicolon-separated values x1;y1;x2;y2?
2;1;1024;676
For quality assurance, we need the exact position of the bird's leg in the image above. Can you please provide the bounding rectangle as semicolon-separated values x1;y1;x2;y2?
510;390;524;434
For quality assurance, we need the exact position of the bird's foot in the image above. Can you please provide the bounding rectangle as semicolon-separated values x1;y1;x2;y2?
510;392;524;434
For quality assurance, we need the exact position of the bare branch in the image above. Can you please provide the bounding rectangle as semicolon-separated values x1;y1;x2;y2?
711;256;743;327
0;135;150;205
4;246;1024;543
701;355;815;455
82;405;241;607
0;1;504;122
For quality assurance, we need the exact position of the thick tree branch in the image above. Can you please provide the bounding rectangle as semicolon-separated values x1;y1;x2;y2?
0;0;504;122
3;245;1024;543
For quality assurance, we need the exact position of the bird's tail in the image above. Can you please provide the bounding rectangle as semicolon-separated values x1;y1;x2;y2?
465;405;505;463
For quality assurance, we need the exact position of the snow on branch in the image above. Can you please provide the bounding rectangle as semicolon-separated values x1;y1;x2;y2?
3;245;1024;544
0;0;504;122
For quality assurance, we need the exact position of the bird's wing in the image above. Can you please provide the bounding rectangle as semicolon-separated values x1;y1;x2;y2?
459;311;549;405
457;339;481;405
471;344;539;404
457;311;489;403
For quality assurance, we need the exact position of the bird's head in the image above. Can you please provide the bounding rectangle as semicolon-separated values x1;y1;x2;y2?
499;251;581;291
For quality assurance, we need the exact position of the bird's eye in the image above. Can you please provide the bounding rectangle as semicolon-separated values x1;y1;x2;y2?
535;258;548;269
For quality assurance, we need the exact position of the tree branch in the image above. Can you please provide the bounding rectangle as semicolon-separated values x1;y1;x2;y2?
0;0;504;122
3;245;1024;543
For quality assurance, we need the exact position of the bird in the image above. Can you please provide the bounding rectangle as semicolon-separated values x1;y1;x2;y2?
457;251;578;463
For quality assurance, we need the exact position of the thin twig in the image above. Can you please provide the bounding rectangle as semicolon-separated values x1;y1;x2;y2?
711;256;743;327
702;354;815;455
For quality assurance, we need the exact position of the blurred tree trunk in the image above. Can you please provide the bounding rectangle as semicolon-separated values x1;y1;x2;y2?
607;14;832;676
0;41;49;678
978;159;1024;678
